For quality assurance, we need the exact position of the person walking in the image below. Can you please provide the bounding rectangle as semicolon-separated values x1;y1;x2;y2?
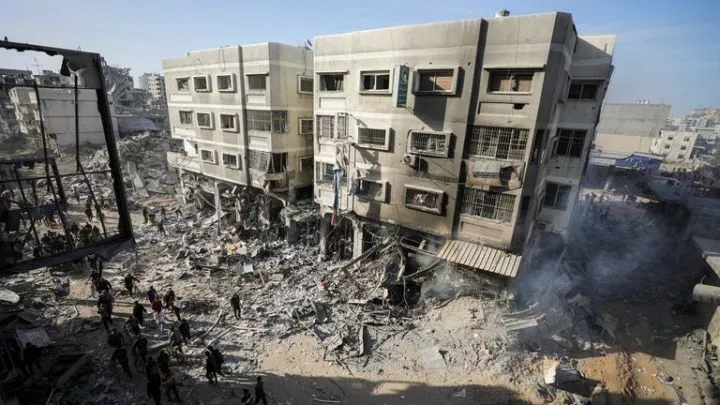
157;220;167;237
254;376;268;405
240;389;252;404
111;347;132;377
133;300;148;326
204;351;218;385
124;272;140;296
147;373;163;405
98;303;113;332
164;371;182;402
178;318;191;344
146;286;158;303
230;292;241;319
152;299;165;332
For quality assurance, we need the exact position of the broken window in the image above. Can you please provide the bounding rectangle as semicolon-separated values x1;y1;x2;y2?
664;144;671;149
220;114;237;131
684;136;691;142
176;78;190;91
179;111;193;125
299;118;313;135
409;131;449;156
247;74;267;91
404;187;444;214
196;112;213;129
555;129;586;158
677;154;685;159
222;153;240;169
355;179;385;200
416;69;454;93
543;182;571;210
316;115;334;138
217;74;235;92
360;71;391;91
298;76;313;94
319;74;344;91
468;126;529;160
680;146;687;151
269;153;287;173
567;81;600;100
461;188;515;223
337;113;348;139
531;129;545;163
200;149;216;164
193;76;210;92
247;150;270;171
299;156;313;172
358;128;388;148
246;110;287;132
316;162;344;184
488;70;533;93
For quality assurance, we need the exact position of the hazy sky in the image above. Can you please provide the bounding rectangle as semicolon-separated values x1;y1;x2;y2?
2;0;718;114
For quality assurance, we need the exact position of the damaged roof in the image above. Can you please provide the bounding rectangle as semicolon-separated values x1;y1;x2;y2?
437;239;521;277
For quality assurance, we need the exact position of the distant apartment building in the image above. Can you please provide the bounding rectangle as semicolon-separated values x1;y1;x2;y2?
651;128;698;162
139;73;166;102
312;11;615;274
162;43;314;210
0;68;33;135
594;102;671;155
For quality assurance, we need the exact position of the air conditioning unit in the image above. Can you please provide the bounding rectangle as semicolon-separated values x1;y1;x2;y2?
402;153;419;168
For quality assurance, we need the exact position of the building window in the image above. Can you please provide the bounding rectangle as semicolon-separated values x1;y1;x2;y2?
222;153;240;169
358;128;389;149
298;76;313;94
193;76;210;92
196;112;213;129
664;144;671;149
319;74;344;91
246;110;287;133
461;188;516;223
409;131;449;157
543;183;571;210
316;115;334;138
299;118;313;135
317;162;345;184
467;126;529;160
680;146;687;151
247;150;270;171
176;78;190;91
415;69;456;94
217;74;235;92
567;81;600;100
269;153;287;173
247;74;267;91
667;136;674;141
555;129;587;157
404;187;444;214
200;149;216;164
684;136;691;142
299;156;313;172
337;113;348;139
179;111;193;125
677;154;685;159
488;71;533;93
355;179;386;201
360;71;390;92
220;114;238;132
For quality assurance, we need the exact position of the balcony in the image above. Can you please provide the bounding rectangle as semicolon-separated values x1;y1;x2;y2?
167;151;200;172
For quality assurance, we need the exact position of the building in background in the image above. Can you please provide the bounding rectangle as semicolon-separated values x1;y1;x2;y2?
0;68;33;139
312;11;615;272
162;42;314;218
593;102;671;155
651;127;698;162
138;72;166;103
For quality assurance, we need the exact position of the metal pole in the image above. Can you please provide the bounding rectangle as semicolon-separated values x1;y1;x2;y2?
12;167;41;251
74;74;80;172
32;81;52;193
78;165;107;238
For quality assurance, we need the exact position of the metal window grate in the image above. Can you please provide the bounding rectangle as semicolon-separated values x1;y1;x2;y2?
300;119;313;135
220;114;236;130
179;111;192;125
337;114;348;139
317;115;334;138
247;110;287;133
358;128;387;146
222;153;240;169
197;113;212;128
468;126;529;160
316;162;344;183
409;132;447;155
461;188;515;223
247;74;267;91
200;149;215;163
176;78;190;91
555;129;586;157
247;150;270;171
217;75;233;91
404;188;442;212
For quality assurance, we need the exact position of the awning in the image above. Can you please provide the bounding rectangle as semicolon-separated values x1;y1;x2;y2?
692;236;720;278
437;239;521;277
465;159;523;190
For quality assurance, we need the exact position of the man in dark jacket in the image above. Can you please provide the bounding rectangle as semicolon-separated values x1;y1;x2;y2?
254;376;268;405
133;300;148;326
178;318;191;344
230;292;241;319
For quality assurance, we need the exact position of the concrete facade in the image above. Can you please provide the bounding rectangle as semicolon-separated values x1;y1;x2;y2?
651;128;698;162
138;73;166;102
594;103;671;155
162;43;314;203
313;12;615;256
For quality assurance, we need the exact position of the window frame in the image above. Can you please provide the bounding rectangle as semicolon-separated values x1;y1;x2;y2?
467;126;529;161
176;77;190;92
219;113;238;132
246;74;268;92
359;70;392;94
221;152;241;169
567;81;601;101
318;73;345;92
412;67;459;96
298;76;313;94
299;156;314;173
199;149;217;164
408;131;451;157
192;75;211;92
543;182;572;211
487;70;534;94
554;128;587;158
298;118;314;135
179;110;193;125
217;74;236;92
354;179;388;202
460;188;516;223
196;112;214;129
316;115;335;138
246;110;288;133
357;127;391;151
404;186;445;214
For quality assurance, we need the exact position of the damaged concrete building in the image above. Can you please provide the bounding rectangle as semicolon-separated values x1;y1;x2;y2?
162;43;314;227
312;11;615;274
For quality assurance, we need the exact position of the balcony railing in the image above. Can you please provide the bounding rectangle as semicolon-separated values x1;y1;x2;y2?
166;151;200;172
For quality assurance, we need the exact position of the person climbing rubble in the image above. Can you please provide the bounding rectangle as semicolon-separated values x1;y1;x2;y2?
169;326;183;354
163;371;181;402
204;350;218;385
98;302;113;332
124;272;140;296
230;292;241;319
133;334;149;365
86;269;100;297
146;285;158;303
143;207;150;224
163;287;176;310
107;328;124;349
157;220;167;237
254;376;268;405
157;349;171;375
152;298;165;332
147;368;163;405
133;300;148;326
161;207;167;221
110;346;132;377
207;345;225;376
178;318;191;344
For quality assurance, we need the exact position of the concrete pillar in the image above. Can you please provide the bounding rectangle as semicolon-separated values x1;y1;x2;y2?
352;220;364;259
178;169;187;207
213;181;222;236
319;215;330;256
286;216;299;244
